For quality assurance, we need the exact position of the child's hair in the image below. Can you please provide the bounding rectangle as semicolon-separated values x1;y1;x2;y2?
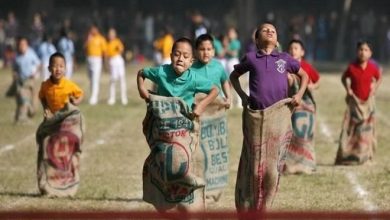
172;37;194;55
49;52;66;66
288;39;305;50
356;40;373;51
254;22;276;40
195;33;214;49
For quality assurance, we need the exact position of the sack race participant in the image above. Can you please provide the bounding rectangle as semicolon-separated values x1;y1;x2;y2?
335;40;381;165
142;94;205;211
137;37;218;211
192;34;232;203
36;52;84;197
284;39;320;174
230;23;308;210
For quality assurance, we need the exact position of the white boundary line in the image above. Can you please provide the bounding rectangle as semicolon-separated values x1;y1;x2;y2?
81;120;124;160
317;115;378;211
0;133;35;156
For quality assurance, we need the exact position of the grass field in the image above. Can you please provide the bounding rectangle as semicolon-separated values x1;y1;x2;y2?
0;62;389;212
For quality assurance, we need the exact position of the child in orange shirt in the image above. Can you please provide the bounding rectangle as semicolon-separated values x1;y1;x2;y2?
106;27;128;105
36;52;84;197
39;52;83;117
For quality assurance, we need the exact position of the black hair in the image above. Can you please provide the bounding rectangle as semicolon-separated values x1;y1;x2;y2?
49;52;66;66
255;22;276;39
172;37;194;55
288;39;305;51
195;33;214;49
356;40;373;51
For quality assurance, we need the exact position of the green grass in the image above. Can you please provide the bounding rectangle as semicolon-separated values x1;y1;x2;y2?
0;63;389;212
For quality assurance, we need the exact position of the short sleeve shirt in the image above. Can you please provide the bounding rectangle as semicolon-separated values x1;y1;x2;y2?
143;64;213;109
13;48;40;81
191;59;227;96
39;77;84;113
227;39;241;59
344;60;380;101
234;50;300;109
301;59;320;83
106;38;124;58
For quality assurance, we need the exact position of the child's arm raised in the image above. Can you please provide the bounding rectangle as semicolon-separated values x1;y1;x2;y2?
193;86;218;117
230;70;248;107
137;70;150;101
291;68;309;106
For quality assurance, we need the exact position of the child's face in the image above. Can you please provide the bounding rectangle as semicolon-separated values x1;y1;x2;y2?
18;39;28;54
108;29;116;40
288;42;305;60
357;43;372;62
171;42;194;74
256;24;278;48
196;40;215;64
49;57;66;81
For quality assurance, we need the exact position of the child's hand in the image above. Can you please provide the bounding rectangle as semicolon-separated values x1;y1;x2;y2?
44;109;53;119
347;88;354;97
241;95;249;108
224;98;231;109
291;94;302;106
193;105;206;117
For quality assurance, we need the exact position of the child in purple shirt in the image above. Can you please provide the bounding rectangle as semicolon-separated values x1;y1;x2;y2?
230;23;308;109
230;23;309;211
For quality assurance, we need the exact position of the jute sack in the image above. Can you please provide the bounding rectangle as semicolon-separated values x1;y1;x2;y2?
36;103;84;197
142;94;205;212
335;94;376;165
284;77;317;174
196;94;229;203
235;98;293;211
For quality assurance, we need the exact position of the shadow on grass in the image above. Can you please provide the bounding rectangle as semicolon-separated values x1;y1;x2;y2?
0;191;143;203
0;191;40;198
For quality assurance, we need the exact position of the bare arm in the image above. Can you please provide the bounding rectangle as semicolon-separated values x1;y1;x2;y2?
371;68;383;96
40;98;52;118
222;80;232;108
341;73;353;96
193;86;218;117
229;70;248;107
308;81;320;91
291;67;309;106
137;70;150;101
70;94;83;106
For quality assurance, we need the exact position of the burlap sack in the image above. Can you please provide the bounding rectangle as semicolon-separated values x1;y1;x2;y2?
36;103;84;197
142;94;205;212
235;99;293;211
335;94;376;165
284;79;317;174
196;94;229;203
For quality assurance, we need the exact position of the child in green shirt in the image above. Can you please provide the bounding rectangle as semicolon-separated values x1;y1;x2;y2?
192;33;231;108
137;37;218;116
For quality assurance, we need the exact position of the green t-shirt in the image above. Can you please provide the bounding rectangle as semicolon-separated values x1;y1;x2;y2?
227;39;241;59
191;59;227;97
213;39;224;57
143;64;213;109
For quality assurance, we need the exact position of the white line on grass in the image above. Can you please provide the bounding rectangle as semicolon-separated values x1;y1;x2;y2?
345;172;378;211
317;116;378;211
0;133;35;156
81;120;124;160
